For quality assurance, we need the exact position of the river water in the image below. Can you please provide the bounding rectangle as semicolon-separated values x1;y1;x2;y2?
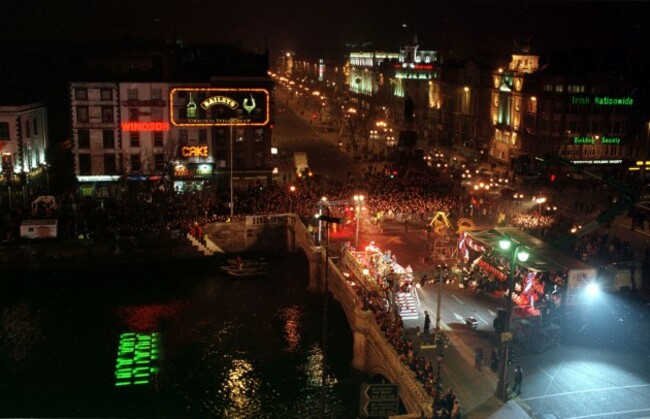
0;254;367;418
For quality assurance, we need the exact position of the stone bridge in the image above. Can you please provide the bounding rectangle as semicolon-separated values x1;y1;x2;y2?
205;214;434;417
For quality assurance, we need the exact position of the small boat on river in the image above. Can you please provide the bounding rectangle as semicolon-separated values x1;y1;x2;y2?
220;264;267;278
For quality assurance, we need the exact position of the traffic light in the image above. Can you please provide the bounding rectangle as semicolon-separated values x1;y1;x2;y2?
508;347;515;365
549;173;557;183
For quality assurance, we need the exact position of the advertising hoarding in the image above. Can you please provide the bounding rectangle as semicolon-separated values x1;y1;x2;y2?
170;87;270;127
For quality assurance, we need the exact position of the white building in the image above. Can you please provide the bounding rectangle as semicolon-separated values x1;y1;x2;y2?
0;102;49;190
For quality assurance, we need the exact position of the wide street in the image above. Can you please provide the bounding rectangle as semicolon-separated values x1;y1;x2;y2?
272;81;650;418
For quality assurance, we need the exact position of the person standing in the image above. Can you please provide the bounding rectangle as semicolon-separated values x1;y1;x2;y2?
423;310;431;334
513;365;523;395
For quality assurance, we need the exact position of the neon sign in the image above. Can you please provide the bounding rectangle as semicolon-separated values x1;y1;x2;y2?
181;145;208;157
170;87;270;127
601;137;621;144
114;332;161;387
573;136;621;145
200;96;239;110
571;96;634;106
120;121;170;131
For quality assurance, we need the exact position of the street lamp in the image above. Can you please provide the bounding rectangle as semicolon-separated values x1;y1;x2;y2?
289;185;296;213
315;210;341;419
40;162;50;194
434;264;447;335
318;196;327;245
496;234;530;401
353;194;365;248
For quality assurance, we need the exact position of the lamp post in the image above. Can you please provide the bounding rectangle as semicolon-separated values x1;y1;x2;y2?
534;196;546;214
229;120;235;217
316;211;341;419
289;185;296;214
496;234;530;401
436;349;443;392
41;162;50;194
353;194;364;249
318;196;327;245
435;264;448;332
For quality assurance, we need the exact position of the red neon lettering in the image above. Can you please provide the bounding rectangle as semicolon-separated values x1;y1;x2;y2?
121;122;170;131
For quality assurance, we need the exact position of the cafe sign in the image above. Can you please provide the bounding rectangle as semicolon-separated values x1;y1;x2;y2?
170;87;270;127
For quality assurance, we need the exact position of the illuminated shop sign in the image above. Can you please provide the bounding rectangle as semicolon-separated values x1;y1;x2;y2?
393;64;433;70
121;99;167;107
571;159;623;165
573;136;621;145
114;332;161;387
571;96;634;106
170;87;270;127
173;163;213;179
120;122;170;131
181;145;208;157
601;137;621;144
76;175;122;182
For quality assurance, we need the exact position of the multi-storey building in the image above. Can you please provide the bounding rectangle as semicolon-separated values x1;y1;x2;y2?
70;43;274;198
490;49;641;171
0;102;49;199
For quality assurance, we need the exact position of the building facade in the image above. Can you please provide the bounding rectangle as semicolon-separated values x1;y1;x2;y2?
70;78;274;197
0;102;49;200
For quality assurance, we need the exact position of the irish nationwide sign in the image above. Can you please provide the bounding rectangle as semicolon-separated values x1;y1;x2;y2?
359;383;399;418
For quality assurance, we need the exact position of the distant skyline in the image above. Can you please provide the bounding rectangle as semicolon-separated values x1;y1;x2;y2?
3;1;649;58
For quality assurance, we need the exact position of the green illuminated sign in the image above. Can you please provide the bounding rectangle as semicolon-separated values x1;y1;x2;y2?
571;96;634;106
114;332;161;387
573;136;621;145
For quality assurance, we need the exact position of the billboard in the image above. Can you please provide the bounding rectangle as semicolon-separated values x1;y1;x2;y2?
170;87;270;127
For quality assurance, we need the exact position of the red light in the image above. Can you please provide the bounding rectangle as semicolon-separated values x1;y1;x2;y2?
121;121;170;131
550;174;557;182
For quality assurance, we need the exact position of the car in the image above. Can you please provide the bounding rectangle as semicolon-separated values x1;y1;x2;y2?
465;316;479;329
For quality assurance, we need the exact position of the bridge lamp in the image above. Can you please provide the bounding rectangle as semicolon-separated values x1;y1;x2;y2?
353;194;365;249
496;234;529;401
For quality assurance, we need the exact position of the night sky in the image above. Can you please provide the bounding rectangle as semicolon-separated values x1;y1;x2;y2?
2;1;649;57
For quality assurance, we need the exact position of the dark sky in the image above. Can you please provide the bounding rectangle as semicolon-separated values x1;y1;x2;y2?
3;0;649;58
